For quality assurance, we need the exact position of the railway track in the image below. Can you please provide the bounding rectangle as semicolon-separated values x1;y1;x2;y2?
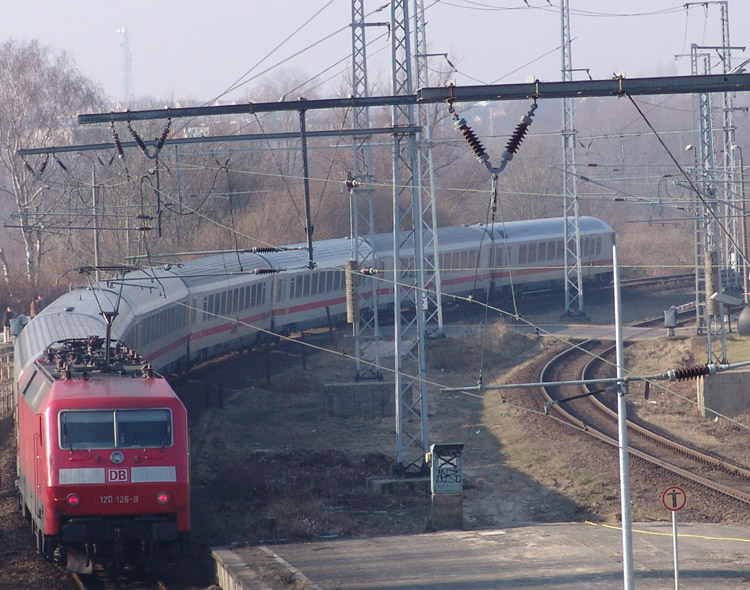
0;273;708;589
538;323;750;506
618;271;694;290
70;568;168;590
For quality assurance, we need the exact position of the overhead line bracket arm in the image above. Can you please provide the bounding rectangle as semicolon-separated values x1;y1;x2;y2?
77;74;750;125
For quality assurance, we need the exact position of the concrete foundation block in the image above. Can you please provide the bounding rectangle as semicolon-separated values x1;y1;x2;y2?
698;370;750;418
368;476;430;495
430;493;463;530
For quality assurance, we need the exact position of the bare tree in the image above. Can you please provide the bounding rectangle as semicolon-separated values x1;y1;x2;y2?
497;137;563;221
0;40;103;287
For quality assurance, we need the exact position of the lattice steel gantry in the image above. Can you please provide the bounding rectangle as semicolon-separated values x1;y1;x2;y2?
560;0;585;318
348;0;386;381
389;0;434;475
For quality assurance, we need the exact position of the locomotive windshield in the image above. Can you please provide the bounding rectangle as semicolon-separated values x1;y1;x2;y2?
59;409;172;450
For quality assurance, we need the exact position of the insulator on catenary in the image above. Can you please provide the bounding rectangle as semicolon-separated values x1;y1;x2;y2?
454;117;489;163
668;365;715;381
503;114;533;158
247;246;281;253
127;122;148;155
155;119;171;151
254;267;280;275
112;130;124;159
361;267;376;275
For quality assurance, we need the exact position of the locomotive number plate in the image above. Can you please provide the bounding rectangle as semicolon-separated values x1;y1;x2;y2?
99;495;140;504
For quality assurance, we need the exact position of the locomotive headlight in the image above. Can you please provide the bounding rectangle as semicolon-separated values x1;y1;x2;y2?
66;493;81;507
156;491;170;505
110;451;125;464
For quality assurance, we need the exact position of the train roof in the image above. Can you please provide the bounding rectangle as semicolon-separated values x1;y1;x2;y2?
43;378;178;404
116;216;613;289
160;236;364;287
479;216;613;240
15;292;107;378
367;225;486;255
16;216;613;375
162;250;272;289
16;334;174;412
15;267;193;376
27;368;180;415
369;217;612;255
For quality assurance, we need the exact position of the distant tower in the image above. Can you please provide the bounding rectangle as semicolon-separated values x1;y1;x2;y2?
116;27;134;102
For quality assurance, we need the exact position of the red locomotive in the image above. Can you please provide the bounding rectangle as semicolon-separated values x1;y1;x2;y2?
15;336;189;572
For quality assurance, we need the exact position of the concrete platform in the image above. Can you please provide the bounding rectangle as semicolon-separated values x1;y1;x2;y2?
213;522;750;589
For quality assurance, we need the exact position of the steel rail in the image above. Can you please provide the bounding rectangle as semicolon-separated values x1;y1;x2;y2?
538;328;750;505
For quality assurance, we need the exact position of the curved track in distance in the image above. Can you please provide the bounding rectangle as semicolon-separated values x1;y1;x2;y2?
538;327;750;506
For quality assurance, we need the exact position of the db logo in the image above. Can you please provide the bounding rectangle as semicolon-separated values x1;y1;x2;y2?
107;468;129;483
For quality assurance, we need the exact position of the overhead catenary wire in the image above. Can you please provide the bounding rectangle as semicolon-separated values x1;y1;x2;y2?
25;16;750;461
10;1;742;347
22;57;745;329
138;268;750;437
19;132;709;286
213;0;337;101
448;96;539;397
311;105;352;229
42;87;718;273
69;198;750;440
625;92;750;271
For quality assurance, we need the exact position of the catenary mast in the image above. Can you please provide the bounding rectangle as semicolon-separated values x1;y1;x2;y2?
413;0;444;338
560;0;585;317
686;1;739;364
348;0;383;381
389;0;435;474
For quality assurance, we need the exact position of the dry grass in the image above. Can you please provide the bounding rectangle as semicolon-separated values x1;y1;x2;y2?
624;334;750;467
181;289;750;582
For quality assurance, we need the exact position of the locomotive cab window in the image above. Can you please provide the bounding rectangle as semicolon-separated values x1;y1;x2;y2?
117;409;172;448
59;409;173;450
60;410;113;449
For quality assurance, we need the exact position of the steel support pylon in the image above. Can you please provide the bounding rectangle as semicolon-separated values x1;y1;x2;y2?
692;46;727;363
413;0;444;337
390;0;430;474
717;3;740;297
349;0;382;381
691;18;738;364
560;0;585;317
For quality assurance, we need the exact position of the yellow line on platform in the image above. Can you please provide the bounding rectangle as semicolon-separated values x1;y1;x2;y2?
584;520;750;543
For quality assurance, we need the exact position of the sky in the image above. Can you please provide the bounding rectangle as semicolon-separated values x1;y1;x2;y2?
5;1;750;105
